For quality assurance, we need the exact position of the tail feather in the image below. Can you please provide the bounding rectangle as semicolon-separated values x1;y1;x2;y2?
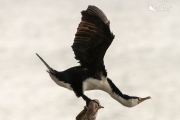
36;53;55;74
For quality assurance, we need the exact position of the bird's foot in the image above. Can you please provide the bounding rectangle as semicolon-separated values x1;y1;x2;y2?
81;94;92;106
85;99;104;109
85;98;92;106
81;95;104;108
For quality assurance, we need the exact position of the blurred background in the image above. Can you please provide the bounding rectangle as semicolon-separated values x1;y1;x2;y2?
0;0;180;120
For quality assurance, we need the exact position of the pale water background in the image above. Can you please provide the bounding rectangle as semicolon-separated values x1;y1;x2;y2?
0;0;180;120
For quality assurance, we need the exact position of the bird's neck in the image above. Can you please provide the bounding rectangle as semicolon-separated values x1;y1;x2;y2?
105;78;132;107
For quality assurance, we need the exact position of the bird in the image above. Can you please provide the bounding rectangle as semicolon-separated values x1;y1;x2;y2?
36;5;151;107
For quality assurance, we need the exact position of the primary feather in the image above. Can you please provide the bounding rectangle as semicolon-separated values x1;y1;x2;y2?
72;5;114;79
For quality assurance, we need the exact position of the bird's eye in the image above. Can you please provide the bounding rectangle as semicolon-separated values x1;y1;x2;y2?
138;98;142;101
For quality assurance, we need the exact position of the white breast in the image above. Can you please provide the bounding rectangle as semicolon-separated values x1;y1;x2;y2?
83;77;112;93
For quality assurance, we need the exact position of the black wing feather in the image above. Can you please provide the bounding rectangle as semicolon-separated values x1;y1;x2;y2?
72;5;114;77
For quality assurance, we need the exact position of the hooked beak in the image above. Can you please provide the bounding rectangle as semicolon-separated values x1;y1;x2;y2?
138;96;151;104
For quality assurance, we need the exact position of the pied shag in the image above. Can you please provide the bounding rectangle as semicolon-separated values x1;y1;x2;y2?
36;5;151;107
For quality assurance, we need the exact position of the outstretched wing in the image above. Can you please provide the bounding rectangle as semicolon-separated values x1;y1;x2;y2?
72;5;114;75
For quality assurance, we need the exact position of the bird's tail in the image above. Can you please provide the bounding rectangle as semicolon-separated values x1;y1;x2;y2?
36;53;56;75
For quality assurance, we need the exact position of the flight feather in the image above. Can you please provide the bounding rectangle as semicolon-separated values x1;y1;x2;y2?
72;5;114;77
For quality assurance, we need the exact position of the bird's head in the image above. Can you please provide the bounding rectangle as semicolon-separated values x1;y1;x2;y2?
126;96;151;107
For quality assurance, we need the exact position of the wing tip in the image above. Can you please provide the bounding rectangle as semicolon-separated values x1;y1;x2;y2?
84;5;109;25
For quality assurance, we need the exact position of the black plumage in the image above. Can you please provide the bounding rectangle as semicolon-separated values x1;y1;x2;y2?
36;5;150;107
72;5;114;79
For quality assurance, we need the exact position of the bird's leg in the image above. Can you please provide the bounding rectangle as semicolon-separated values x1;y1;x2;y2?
81;94;92;105
81;94;101;107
